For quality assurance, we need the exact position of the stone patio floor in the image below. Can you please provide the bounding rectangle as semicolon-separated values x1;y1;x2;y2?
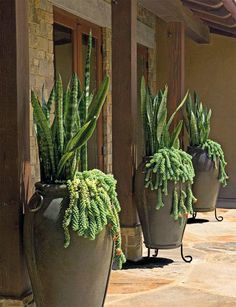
105;209;236;307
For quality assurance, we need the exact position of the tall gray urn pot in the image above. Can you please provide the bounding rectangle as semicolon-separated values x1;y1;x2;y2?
24;183;113;307
188;146;220;212
135;161;187;250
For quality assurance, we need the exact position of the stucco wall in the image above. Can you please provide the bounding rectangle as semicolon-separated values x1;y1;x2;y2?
185;34;236;205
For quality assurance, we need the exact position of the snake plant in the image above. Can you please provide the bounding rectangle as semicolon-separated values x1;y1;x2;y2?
185;92;211;146
185;92;228;186
32;32;109;183
141;78;196;221
32;73;109;183
141;78;188;155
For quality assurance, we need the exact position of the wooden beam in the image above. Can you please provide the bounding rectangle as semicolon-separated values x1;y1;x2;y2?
167;22;185;123
222;0;236;22
140;0;210;43
0;0;31;298
112;0;138;227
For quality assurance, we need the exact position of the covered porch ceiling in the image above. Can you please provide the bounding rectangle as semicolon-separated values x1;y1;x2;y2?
182;0;236;38
140;0;236;43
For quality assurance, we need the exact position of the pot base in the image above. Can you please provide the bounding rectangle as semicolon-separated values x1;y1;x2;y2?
144;242;182;250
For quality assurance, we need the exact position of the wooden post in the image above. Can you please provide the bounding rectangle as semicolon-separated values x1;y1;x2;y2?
167;22;185;121
157;20;185;123
0;0;31;298
112;0;142;260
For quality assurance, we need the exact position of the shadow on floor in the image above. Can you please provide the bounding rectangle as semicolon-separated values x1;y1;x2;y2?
122;257;174;270
187;218;209;224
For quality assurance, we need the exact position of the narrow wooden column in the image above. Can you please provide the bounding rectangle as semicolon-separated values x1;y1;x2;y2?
112;0;142;260
0;0;31;298
167;22;185;121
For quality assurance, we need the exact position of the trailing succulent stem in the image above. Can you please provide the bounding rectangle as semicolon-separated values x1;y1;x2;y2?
185;92;228;186
63;170;126;269
141;78;196;221
145;148;196;223
202;139;228;186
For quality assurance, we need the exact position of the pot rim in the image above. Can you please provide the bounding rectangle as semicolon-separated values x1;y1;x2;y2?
35;182;68;197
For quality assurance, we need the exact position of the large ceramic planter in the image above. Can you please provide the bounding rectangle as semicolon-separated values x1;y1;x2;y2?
188;146;220;212
24;183;113;307
135;162;187;249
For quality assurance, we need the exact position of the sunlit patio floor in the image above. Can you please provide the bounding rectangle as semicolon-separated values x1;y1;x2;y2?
105;209;236;307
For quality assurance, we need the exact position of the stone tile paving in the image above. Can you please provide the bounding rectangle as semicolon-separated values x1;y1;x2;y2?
105;209;236;307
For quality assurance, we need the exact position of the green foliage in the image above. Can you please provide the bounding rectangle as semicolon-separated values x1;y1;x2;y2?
185;92;211;146
145;148;196;222
32;74;109;182
140;77;188;155
185;92;228;186
140;79;196;220
63;169;126;269
202;140;228;186
32;31;109;182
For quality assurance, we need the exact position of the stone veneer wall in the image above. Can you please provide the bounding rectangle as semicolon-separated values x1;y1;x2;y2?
137;3;157;93
28;0;54;191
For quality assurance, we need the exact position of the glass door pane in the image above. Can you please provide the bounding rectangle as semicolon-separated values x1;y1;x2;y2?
53;23;73;88
53;11;103;171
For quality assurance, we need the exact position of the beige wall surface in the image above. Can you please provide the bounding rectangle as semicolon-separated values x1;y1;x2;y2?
185;34;236;206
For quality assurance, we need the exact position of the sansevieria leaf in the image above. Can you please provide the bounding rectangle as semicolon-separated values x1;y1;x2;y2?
31;91;55;176
166;91;189;130
55;74;64;157
87;75;110;122
156;108;167;143
170;120;183;148
57;119;97;176
190;111;199;145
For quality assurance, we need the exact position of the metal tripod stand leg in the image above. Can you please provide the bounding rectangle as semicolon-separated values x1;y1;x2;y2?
180;244;192;263
215;208;223;222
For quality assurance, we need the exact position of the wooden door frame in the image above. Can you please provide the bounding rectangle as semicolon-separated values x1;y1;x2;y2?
53;7;104;170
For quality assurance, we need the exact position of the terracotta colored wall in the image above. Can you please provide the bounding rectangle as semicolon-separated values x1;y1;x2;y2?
185;33;236;206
